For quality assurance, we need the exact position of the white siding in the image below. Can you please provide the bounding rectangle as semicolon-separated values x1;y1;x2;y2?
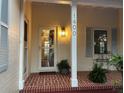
0;0;20;93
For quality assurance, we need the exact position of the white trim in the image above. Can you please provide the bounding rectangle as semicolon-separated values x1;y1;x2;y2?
19;0;25;90
39;27;57;72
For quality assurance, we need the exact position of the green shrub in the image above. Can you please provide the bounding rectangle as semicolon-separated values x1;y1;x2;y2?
89;63;107;83
109;54;123;73
57;59;70;74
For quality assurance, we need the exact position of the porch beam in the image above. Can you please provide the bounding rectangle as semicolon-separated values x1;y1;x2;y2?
71;0;78;87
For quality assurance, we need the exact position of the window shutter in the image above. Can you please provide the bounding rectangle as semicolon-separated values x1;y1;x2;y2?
0;0;8;73
111;28;117;54
86;27;93;57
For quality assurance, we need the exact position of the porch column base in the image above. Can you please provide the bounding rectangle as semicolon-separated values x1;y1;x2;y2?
71;78;78;87
19;80;24;90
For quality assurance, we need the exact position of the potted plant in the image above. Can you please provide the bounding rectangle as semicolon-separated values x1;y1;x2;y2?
89;63;107;83
109;54;123;76
57;59;70;74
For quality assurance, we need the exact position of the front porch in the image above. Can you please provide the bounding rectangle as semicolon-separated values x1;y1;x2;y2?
18;0;123;91
20;71;122;93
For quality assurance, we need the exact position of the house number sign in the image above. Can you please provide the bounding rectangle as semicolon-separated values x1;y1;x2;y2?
72;3;77;36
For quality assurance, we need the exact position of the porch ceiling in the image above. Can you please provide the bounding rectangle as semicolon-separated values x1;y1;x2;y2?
31;0;123;8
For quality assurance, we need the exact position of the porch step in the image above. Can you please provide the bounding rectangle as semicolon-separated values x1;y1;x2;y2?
20;89;119;93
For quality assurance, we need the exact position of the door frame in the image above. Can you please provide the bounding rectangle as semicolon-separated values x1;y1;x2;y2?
38;27;57;72
23;17;29;81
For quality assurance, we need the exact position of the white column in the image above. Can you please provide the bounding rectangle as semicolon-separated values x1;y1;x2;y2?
71;0;78;87
19;0;25;90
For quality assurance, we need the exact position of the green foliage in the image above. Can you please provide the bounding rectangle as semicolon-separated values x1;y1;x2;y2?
89;63;107;83
109;54;123;72
57;59;70;74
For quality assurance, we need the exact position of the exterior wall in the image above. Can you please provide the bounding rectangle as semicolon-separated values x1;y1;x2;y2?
31;3;120;72
0;0;20;93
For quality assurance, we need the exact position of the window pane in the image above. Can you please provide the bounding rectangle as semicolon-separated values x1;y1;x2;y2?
1;0;8;24
1;26;8;48
94;30;107;54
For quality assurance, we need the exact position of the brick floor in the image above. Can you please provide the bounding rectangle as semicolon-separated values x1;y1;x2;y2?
20;71;122;93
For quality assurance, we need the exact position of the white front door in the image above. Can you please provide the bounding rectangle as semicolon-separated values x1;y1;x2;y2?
39;27;57;72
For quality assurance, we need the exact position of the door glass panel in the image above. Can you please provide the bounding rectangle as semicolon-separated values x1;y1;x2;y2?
40;29;54;67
